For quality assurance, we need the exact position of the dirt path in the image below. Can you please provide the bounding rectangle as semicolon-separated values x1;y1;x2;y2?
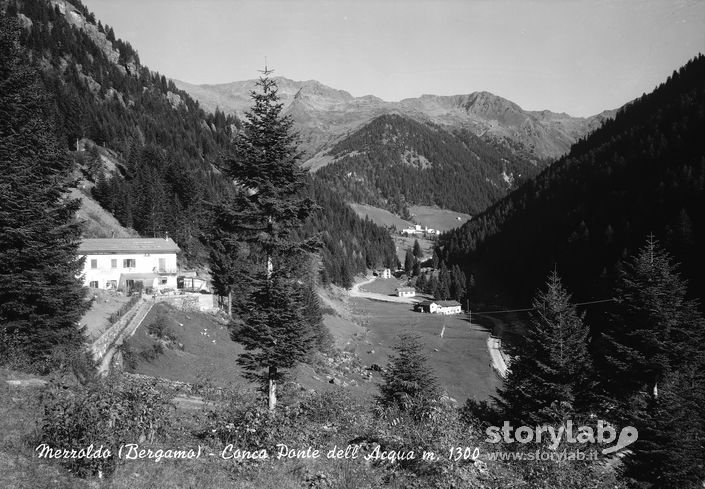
92;299;154;375
486;336;509;378
473;313;514;379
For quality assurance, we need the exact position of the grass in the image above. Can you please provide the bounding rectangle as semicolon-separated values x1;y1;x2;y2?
123;303;248;388
71;187;138;239
408;205;472;232
0;367;381;489
347;202;472;234
348;298;501;404
122;292;501;405
393;235;434;264
81;289;134;340
0;369;91;489
359;277;407;296
123;303;380;401
348;203;413;230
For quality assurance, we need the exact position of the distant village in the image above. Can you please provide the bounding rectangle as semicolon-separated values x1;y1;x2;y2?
400;223;440;236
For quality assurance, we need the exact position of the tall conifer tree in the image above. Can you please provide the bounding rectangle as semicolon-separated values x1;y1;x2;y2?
600;236;705;488
0;14;88;366
378;334;441;416
211;68;318;410
497;271;592;424
601;235;705;399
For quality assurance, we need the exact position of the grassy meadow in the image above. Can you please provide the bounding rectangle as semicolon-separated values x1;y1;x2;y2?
348;298;500;403
407;205;472;232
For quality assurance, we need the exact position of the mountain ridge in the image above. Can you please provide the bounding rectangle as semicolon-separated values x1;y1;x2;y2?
438;54;705;307
174;76;618;162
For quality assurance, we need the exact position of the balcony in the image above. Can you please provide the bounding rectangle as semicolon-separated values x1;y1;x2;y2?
155;267;179;274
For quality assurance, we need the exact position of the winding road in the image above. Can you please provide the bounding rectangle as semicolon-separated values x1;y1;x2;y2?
487;336;509;378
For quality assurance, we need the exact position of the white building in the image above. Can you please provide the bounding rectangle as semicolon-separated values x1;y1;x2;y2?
414;300;462;315
78;237;180;293
435;300;462;315
396;286;416;298
379;268;392;279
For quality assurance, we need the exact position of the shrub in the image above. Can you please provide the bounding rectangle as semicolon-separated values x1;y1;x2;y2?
39;376;173;478
147;315;176;342
118;341;138;370
201;387;368;457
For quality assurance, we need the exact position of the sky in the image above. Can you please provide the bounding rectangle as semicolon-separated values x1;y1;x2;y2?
86;0;705;116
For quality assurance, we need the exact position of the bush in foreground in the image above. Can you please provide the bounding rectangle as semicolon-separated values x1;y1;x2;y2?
39;376;173;477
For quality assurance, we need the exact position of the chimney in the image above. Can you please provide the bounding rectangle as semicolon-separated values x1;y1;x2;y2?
165;231;169;241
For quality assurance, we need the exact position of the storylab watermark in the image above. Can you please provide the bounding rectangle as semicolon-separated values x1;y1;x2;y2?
485;420;638;454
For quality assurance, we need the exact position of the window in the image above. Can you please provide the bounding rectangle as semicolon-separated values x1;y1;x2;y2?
89;281;99;288
123;259;136;268
111;259;117;268
90;259;98;269
159;277;168;285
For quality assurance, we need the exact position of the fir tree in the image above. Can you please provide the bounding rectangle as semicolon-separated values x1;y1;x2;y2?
623;367;705;489
412;239;423;259
404;249;415;276
0;15;89;367
432;250;440;270
600;236;705;488
497;271;592;424
416;273;427;293
206;220;246;319
211;68;318;410
601;235;705;400
450;264;467;302
436;262;451;300
378;334;441;416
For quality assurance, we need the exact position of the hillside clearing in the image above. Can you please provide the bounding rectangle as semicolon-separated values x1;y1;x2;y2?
408;205;472;232
348;203;413;230
348;298;500;403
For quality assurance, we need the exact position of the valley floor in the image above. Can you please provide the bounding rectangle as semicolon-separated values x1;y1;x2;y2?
96;275;502;404
343;276;501;403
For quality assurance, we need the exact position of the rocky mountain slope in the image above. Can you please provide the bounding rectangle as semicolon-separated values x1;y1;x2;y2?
175;77;617;163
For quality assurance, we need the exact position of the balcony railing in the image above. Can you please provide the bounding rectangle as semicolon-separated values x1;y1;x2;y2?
155;267;179;274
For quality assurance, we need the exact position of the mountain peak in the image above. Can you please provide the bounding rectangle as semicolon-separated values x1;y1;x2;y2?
175;78;615;161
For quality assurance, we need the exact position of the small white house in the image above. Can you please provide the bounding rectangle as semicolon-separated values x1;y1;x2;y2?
435;300;462;315
379;268;392;279
79;237;180;293
415;300;462;315
396;286;416;298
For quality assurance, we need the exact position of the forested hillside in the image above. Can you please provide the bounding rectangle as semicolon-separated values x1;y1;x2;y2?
313;114;540;216
4;0;396;285
6;0;238;263
301;179;398;288
438;54;705;307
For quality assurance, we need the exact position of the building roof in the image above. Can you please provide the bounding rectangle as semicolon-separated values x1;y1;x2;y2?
436;300;461;307
396;287;416;292
79;238;180;254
